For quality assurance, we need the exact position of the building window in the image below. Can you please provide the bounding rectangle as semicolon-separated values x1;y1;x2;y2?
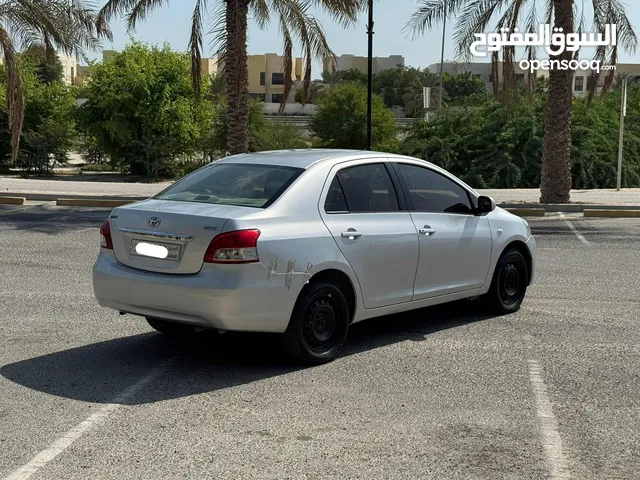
515;73;525;84
271;93;284;103
71;67;75;80
249;93;266;102
260;72;265;86
489;74;493;83
575;76;585;92
272;73;285;85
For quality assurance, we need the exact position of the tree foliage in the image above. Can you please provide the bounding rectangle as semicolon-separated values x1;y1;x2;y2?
76;42;215;180
397;88;640;190
0;0;109;163
0;55;76;173
311;82;396;150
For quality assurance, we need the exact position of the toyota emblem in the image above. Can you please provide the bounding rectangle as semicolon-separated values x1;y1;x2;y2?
148;217;161;228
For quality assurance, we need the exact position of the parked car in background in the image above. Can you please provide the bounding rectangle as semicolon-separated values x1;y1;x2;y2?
93;149;536;364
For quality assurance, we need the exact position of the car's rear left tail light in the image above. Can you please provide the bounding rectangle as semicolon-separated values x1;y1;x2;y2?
204;229;260;264
100;220;113;249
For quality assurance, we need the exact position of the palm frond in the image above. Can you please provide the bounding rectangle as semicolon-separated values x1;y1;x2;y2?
189;0;207;95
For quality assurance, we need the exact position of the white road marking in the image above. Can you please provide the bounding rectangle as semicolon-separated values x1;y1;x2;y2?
3;358;176;480
559;214;589;244
527;359;571;479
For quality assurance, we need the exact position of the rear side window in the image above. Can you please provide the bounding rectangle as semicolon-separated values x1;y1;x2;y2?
335;163;399;213
324;176;348;213
397;163;473;214
154;163;303;208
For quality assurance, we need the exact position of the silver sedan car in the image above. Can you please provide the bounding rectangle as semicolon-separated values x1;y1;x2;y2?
93;149;536;364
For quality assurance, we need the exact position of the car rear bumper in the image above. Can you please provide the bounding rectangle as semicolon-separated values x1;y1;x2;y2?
92;250;299;333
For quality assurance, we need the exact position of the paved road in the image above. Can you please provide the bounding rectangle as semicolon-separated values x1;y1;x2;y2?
1;205;639;479
3;176;640;205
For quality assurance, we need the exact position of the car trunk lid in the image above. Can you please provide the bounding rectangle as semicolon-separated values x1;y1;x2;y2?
108;199;258;274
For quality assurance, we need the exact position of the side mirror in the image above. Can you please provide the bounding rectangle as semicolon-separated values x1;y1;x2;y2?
476;195;496;214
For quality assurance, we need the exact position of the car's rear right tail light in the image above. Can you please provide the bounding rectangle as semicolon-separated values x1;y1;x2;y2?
204;229;260;264
100;220;113;249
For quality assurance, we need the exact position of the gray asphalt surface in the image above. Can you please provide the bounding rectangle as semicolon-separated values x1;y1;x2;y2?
1;205;639;479
3;176;640;205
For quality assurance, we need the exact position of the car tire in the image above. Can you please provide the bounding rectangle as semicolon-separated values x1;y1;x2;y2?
146;317;195;336
284;281;350;365
485;248;529;314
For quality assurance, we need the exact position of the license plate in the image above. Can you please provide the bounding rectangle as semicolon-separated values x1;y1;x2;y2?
130;240;181;261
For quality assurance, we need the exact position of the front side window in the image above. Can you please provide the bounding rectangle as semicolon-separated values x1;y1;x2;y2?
155;164;303;208
397;163;473;214
336;163;399;213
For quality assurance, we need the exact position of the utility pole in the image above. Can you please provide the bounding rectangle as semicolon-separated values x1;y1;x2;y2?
366;0;374;150
438;4;447;109
617;76;628;191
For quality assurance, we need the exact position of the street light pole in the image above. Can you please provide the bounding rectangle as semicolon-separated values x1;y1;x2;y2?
366;0;374;150
617;76;628;191
438;4;447;109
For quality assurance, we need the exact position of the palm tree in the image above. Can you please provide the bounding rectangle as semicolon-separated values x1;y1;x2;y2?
98;0;366;155
406;0;637;203
0;0;108;162
402;69;447;116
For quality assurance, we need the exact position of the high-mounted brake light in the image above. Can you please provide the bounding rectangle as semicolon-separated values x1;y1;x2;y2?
204;229;260;264
100;220;113;249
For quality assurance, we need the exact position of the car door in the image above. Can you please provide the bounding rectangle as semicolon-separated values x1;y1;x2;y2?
392;162;492;300
320;161;419;309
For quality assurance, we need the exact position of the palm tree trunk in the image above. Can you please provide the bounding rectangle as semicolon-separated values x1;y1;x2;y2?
225;0;250;154
540;0;574;203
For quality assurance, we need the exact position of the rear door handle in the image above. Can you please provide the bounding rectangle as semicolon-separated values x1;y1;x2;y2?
341;229;363;239
419;225;436;236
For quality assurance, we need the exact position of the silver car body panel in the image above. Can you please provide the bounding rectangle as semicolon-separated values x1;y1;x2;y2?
93;150;536;333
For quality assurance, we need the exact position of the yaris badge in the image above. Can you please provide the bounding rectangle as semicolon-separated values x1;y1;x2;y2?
148;217;161;228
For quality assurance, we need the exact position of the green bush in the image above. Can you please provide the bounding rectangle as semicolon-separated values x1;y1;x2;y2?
76;41;215;180
0;56;76;173
311;82;396;150
397;87;640;189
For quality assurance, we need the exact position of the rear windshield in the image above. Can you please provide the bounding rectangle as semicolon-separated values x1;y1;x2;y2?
154;163;304;208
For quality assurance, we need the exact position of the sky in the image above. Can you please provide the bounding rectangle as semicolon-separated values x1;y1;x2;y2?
96;0;640;75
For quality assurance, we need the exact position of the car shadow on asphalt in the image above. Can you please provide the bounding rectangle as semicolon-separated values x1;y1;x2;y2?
1;301;496;406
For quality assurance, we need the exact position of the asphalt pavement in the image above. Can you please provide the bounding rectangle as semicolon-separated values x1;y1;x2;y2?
1;205;639;479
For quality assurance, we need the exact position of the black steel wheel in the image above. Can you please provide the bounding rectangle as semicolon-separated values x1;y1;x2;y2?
285;282;349;365
486;248;528;314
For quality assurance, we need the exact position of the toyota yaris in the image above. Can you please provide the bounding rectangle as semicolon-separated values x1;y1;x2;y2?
93;149;536;364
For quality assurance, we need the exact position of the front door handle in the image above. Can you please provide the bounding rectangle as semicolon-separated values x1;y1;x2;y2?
419;225;436;237
341;229;363;240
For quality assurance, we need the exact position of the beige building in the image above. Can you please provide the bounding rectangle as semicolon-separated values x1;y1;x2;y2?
429;61;640;97
324;54;405;74
56;51;78;86
204;53;303;103
247;53;303;103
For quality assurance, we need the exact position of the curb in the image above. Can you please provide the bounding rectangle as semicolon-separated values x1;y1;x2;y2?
0;196;26;205
504;208;545;217
583;209;640;218
56;198;138;208
4;193;148;202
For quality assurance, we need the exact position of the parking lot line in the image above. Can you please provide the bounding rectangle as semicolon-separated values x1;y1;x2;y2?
559;215;589;245
527;358;571;479
2;357;177;480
